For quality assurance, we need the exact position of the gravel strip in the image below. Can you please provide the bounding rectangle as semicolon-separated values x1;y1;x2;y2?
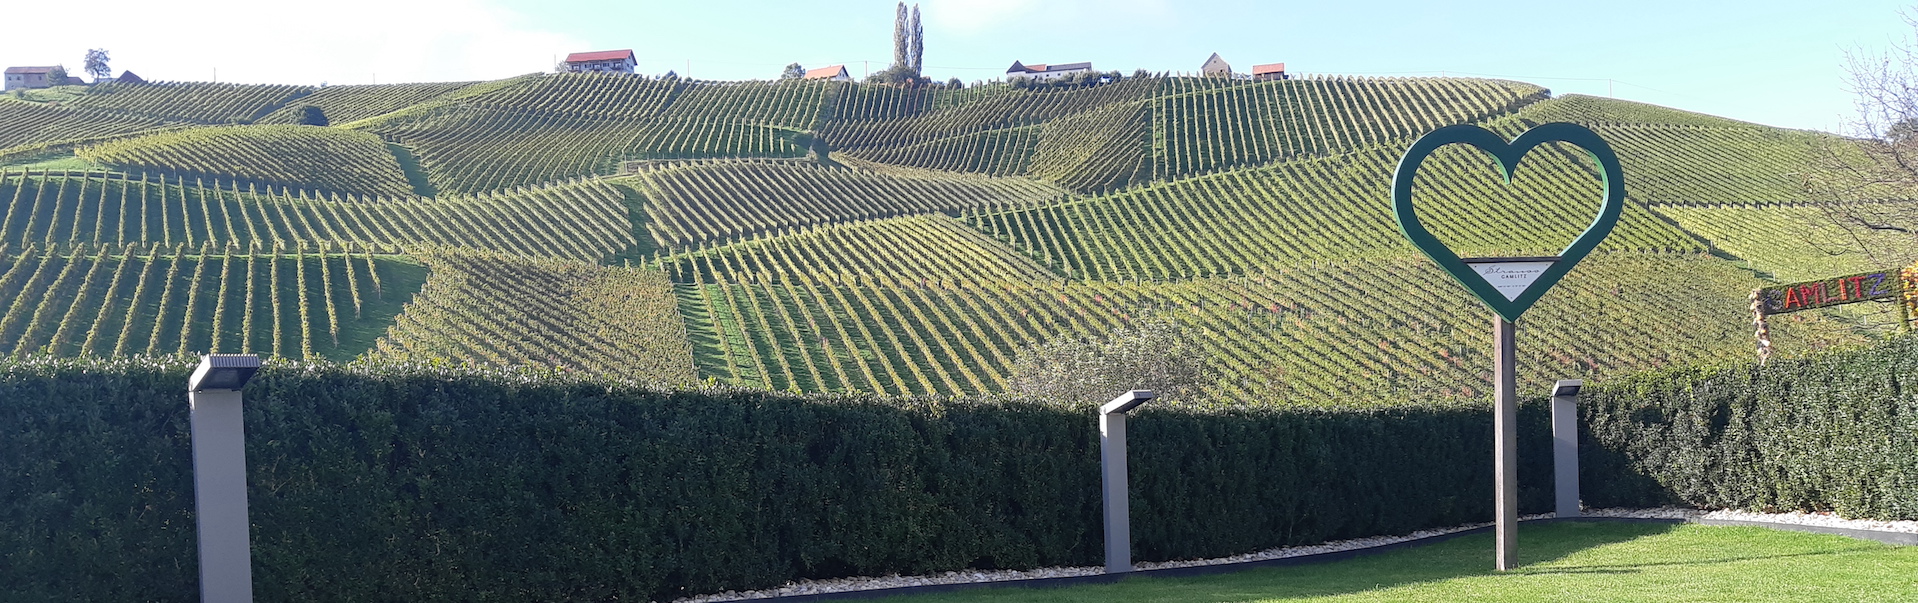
673;507;1918;602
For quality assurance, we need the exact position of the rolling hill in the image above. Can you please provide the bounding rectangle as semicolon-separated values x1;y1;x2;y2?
0;72;1906;404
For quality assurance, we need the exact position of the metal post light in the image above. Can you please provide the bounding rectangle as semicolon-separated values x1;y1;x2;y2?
187;354;261;603
1551;379;1583;518
1100;390;1155;574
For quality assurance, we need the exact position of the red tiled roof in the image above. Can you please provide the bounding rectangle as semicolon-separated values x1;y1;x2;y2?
564;50;635;63
1252;63;1286;74
803;65;848;79
5;66;57;75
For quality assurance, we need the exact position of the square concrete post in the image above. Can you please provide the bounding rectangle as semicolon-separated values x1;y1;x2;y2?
1100;390;1155;574
1552;380;1583;518
190;389;254;603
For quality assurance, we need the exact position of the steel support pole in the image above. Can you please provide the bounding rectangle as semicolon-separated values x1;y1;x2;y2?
189;389;254;603
1100;410;1131;574
1552;389;1581;518
1493;316;1518;571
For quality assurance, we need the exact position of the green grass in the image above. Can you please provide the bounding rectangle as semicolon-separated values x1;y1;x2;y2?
881;522;1918;602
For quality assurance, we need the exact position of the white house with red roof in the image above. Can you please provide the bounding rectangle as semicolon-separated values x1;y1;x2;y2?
5;66;58;90
561;50;637;74
804;65;850;82
1005;60;1093;81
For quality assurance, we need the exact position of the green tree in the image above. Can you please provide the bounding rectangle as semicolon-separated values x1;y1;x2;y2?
47;65;71;86
297;105;329;127
780;63;805;80
1006;318;1214;404
84;49;111;81
892;2;909;70
909;4;924;75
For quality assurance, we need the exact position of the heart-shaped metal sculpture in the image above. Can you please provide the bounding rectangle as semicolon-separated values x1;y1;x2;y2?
1392;122;1625;322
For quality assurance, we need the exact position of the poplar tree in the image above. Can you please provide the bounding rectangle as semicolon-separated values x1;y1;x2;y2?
892;2;909;70
909;4;924;75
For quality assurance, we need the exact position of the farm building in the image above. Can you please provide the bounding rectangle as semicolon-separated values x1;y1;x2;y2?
561;50;638;74
1253;63;1288;81
804;65;851;82
4;66;57;90
113;70;146;84
1201;53;1232;77
1005;60;1094;81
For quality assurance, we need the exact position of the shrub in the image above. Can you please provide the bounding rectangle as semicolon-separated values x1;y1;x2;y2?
1;355;1559;601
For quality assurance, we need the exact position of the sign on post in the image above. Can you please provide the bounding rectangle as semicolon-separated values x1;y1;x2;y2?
1750;267;1914;363
1392;123;1624;571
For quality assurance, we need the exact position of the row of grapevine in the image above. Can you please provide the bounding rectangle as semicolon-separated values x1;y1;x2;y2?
1151;76;1548;179
1026;100;1153;192
0;99;171;152
839;127;1042;177
626;159;1064;245
456;72;683;119
60;81;315;124
659;80;835;129
660;214;1058;285
0;241;421;361
1571;124;1836;205
820;79;1160;150
0;171;638;261
677;252;1860;401
75;125;417;198
255;81;479;125
370;247;698;383
1650;202;1918;281
965;144;1705;280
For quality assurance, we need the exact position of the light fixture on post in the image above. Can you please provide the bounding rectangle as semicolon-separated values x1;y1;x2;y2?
1099;389;1156;575
187;354;261;603
1551;379;1583;518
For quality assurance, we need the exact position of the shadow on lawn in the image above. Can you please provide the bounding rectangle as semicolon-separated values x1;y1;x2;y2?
889;521;1705;602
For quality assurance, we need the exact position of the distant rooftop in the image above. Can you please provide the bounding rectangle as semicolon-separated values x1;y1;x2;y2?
564;50;635;63
804;65;848;79
1252;63;1286;75
5;66;57;75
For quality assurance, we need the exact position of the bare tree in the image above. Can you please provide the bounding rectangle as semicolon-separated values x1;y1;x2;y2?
1809;9;1918;267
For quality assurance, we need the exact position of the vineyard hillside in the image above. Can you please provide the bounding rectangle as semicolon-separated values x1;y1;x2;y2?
0;72;1905;404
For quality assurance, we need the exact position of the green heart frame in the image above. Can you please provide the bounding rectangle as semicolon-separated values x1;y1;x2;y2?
1391;122;1625;323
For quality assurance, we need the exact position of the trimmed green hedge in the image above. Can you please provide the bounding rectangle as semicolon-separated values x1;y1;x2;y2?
1;356;1564;602
1580;334;1918;518
18;335;1915;601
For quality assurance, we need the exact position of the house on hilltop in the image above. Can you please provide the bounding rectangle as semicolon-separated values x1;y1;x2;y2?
1201;53;1232;77
561;50;638;74
4;66;57;90
804;65;851;82
114;70;146;85
1006;60;1094;81
1252;63;1288;81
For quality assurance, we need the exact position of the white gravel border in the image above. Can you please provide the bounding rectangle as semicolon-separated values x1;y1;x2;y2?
672;507;1918;602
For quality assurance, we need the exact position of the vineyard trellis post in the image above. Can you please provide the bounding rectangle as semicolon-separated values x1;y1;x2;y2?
1392;123;1624;571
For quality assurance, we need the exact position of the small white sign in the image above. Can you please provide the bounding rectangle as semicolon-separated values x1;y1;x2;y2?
1467;260;1557;302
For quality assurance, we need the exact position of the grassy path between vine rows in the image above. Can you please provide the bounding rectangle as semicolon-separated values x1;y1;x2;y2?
879;522;1918;602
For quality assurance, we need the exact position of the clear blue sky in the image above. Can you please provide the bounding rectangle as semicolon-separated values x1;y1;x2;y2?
4;0;1909;132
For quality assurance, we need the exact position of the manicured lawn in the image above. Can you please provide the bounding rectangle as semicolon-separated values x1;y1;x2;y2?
881;522;1918;602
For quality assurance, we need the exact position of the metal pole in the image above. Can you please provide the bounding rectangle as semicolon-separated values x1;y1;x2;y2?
1551;381;1581;518
1099;390;1155;575
1494;316;1518;571
189;389;254;603
1100;411;1130;574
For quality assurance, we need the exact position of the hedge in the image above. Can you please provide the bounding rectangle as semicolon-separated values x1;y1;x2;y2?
1;356;1563;602
10;335;1917;601
1580;334;1918;517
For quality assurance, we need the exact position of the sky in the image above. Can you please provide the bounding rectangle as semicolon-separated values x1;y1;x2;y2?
1;0;1909;133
